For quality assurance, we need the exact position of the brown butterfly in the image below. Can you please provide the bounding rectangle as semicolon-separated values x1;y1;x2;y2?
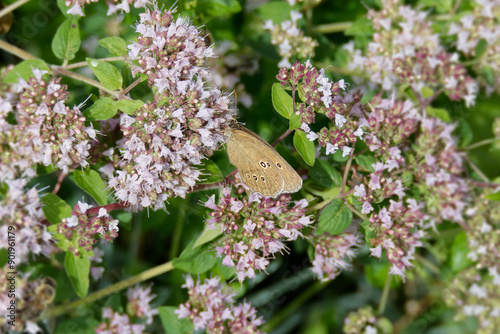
226;120;302;197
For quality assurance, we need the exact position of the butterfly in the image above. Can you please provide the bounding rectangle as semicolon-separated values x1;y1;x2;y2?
225;120;302;198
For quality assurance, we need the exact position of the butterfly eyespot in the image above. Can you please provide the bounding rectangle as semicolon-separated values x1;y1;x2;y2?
261;176;265;181
260;161;266;168
276;162;282;169
246;174;251;178
267;162;271;167
253;175;257;180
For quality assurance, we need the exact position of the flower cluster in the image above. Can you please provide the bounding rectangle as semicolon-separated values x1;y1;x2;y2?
343;0;478;106
175;276;264;333
0;68;94;181
0;269;56;334
362;96;419;159
263;11;318;68
311;231;363;282
343;306;391;334
0;179;53;264
96;284;158;334
205;183;313;282
363;199;426;277
209;41;258;108
65;0;150;16
443;267;500;334
102;8;231;210
448;0;500;92
463;194;500;274
277;61;363;157
58;201;119;256
411;117;469;225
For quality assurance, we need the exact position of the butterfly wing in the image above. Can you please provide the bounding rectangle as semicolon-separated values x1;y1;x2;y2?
227;127;302;197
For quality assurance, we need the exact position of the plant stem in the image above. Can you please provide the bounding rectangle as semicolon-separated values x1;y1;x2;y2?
54;67;123;98
464;155;490;182
169;205;185;259
344;201;366;220
463;138;495;151
50;260;174;317
0;39;36;60
377;273;392;315
272;129;292;147
341;143;355;195
52;172;67;195
262;281;328;332
314;21;353;34
63;57;126;70
0;0;30;19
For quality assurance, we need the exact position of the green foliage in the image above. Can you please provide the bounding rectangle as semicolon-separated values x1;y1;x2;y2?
197;159;224;184
3;60;50;84
316;199;353;236
87;58;123;91
98;37;128;56
84;97;118;120
173;241;217;274
159;306;194;334
52;16;81;61
73;169;109;205
272;83;293;119
41;193;73;224
65;251;91;298
294;129;315;166
310;159;342;187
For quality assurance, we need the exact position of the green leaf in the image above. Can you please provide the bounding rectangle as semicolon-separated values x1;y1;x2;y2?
426;107;450;123
458;119;473;148
310;159;342;187
449;232;473;272
98;37;128;56
2;60;50;84
37;163;58;175
197;159;224;184
73;169;109;205
355;154;376;172
480;65;495;86
54;317;99;334
345;17;374;37
364;257;400;289
257;1;293;22
293;129;315;166
87;58;123;91
332;149;350;162
84;97;117;121
41;193;73;224
316;199;353;236
485;191;500;201
420;86;434;99
192;225;223;249
159;306;194;334
401;171;414;187
297;86;306;102
52;16;81;61
289;111;302;130
65;252;90;298
215;257;236;280
272;83;293;119
197;0;242;16
56;0;72;17
475;38;488;59
112;99;144;115
173;241;217;274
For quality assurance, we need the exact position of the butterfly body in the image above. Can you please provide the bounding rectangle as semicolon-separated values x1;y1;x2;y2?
226;122;302;198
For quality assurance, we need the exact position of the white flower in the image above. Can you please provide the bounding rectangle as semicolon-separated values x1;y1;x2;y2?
66;215;79;227
109;220;119;232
